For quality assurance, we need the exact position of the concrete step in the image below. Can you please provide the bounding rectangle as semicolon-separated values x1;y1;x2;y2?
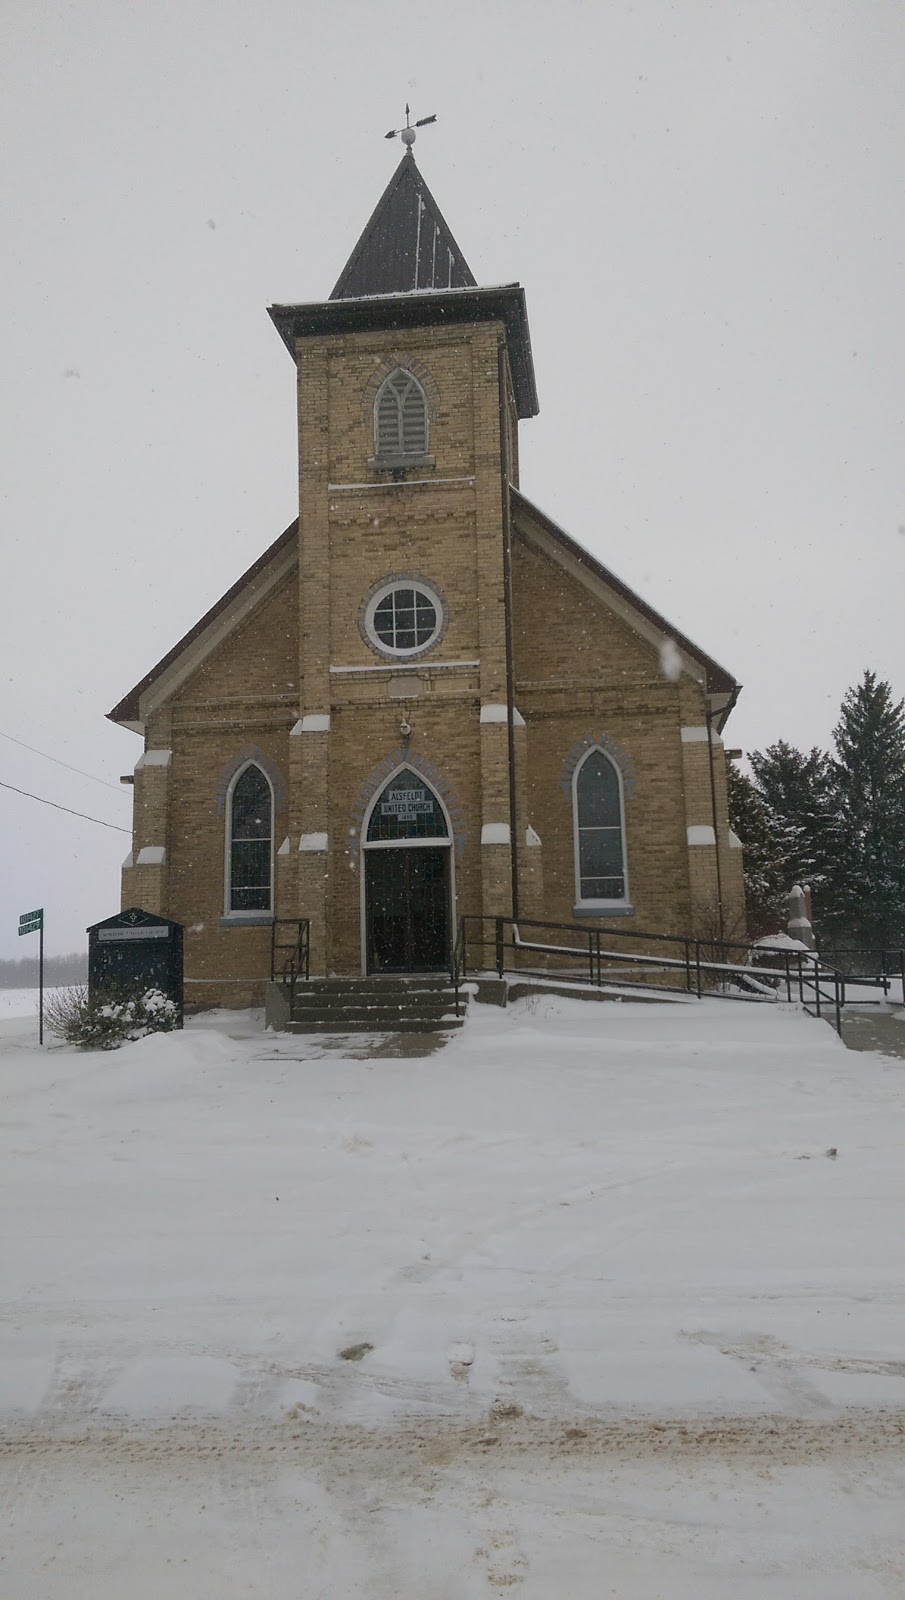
291;984;459;1006
286;1015;465;1034
290;1005;461;1025
297;979;456;997
294;993;458;1008
286;976;466;1035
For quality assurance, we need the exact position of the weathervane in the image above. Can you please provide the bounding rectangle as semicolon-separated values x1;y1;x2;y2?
385;104;437;149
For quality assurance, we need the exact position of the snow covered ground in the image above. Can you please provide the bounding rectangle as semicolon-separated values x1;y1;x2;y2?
2;992;904;1597
0;985;53;1020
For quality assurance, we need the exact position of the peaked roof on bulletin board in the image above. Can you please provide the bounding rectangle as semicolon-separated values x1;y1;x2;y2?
330;149;477;299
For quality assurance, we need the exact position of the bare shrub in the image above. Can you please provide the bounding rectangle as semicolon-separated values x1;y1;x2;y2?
44;984;178;1050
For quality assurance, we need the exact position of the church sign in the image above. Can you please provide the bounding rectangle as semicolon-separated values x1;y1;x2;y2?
380;786;434;820
87;908;184;1023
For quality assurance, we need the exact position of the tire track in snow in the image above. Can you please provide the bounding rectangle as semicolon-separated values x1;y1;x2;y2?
4;1407;905;1466
681;1329;905;1416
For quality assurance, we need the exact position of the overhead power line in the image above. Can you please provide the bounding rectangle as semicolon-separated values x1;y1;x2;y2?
0;780;130;834
0;728;125;793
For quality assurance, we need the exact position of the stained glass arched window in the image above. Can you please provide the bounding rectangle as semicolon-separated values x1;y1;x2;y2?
572;748;628;905
366;768;449;844
227;764;273;912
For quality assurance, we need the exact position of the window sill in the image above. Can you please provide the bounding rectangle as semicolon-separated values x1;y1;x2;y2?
572;903;634;919
219;913;274;928
368;454;435;472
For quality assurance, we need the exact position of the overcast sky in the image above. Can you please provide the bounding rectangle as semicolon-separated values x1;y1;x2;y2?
2;0;902;959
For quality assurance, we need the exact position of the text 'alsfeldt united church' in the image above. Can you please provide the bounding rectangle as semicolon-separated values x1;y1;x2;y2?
108;146;746;1002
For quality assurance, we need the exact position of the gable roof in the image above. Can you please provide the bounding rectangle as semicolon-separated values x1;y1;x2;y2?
108;519;298;728
109;497;739;733
330;149;477;300
511;487;740;720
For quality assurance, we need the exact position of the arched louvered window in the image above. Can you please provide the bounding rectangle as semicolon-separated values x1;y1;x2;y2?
226;763;273;913
572;748;629;907
374;368;429;462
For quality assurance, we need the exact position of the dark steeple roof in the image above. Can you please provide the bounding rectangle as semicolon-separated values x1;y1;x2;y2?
330;150;477;300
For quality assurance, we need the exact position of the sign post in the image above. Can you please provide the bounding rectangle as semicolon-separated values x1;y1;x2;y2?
18;908;44;1045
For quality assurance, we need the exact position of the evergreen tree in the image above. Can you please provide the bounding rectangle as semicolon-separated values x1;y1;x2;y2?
747;740;835;893
727;765;787;935
824;672;905;951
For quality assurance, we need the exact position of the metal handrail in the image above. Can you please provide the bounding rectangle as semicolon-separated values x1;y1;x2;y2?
451;915;467;1017
270;918;310;1006
454;915;852;1035
815;945;905;999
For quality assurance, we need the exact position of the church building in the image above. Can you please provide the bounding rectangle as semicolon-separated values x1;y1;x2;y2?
109;144;745;1005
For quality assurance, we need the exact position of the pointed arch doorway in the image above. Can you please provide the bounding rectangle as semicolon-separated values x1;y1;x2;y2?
362;766;453;974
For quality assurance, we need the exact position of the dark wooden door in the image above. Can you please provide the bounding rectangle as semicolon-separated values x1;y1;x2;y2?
365;848;450;973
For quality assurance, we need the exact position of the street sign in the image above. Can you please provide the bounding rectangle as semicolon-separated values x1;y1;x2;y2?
17;908;45;1045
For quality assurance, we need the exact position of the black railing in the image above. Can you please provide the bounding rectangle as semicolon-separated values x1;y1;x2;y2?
451;916;467;1017
452;915;854;1035
270;918;310;1004
815;946;905;1003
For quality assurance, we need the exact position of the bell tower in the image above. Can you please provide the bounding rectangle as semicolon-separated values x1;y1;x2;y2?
267;146;539;973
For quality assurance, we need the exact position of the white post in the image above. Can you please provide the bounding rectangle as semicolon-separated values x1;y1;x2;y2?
787;883;816;951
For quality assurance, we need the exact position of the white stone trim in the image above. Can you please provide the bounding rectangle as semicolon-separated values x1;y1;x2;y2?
526;825;542;848
277;836;291;856
299;832;329;852
136;845;167;865
572;903;635;919
687;825;716;846
327;476;476;491
729;829;743;849
680;727;710;743
121;851;134;870
329;659;478;675
480;703;526;727
481;822;511;845
291;713;331;734
135;749;172;769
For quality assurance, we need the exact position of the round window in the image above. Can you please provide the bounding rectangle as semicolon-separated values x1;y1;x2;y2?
362;579;445;658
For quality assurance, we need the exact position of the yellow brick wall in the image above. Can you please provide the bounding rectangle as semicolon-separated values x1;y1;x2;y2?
299;323;503;679
172;573;298;704
511;534;691;933
122;572;299;1004
327;329;477;483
